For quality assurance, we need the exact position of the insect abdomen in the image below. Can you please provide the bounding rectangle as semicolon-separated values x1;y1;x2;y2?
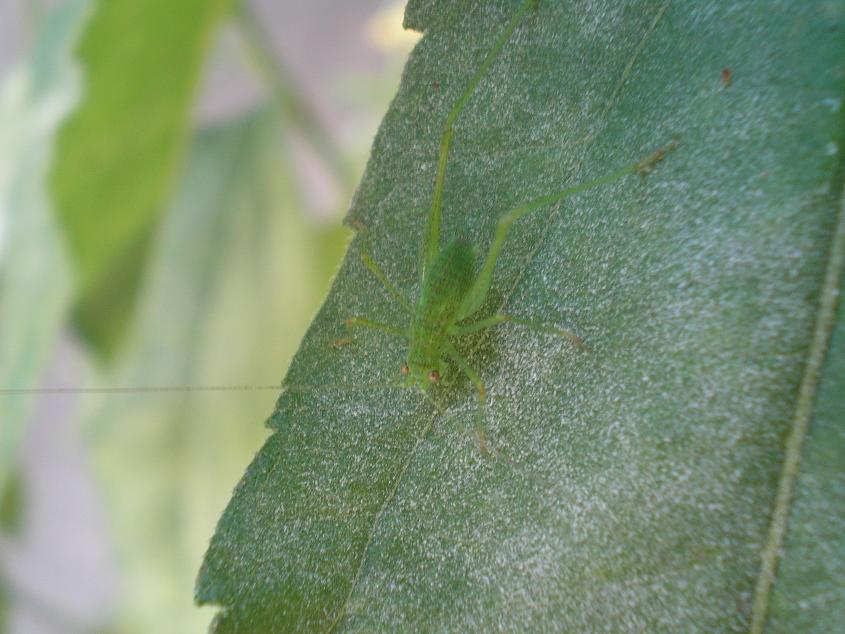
409;239;475;369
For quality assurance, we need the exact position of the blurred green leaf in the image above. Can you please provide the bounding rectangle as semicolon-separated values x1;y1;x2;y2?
0;0;86;498
0;583;6;634
0;472;21;632
50;0;232;357
197;0;844;631
0;471;23;536
83;106;348;634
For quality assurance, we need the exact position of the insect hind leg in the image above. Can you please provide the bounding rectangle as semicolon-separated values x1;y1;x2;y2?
458;141;676;320
421;0;540;282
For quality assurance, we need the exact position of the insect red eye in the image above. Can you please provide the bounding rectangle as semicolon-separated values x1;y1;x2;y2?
400;363;409;376
428;370;440;383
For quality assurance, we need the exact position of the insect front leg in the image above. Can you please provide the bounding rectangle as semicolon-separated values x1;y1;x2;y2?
443;340;488;455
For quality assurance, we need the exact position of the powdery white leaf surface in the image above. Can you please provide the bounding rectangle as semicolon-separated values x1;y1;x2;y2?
197;1;845;631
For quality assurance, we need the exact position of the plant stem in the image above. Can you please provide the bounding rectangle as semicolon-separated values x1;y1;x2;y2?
235;0;353;188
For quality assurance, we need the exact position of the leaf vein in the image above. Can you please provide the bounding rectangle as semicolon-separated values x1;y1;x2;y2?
327;401;441;632
749;185;845;632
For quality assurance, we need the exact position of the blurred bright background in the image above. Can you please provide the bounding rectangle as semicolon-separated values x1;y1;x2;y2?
0;1;417;632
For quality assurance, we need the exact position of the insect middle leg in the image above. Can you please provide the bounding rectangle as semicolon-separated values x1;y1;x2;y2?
346;317;407;340
345;251;410;347
449;315;586;350
358;250;413;313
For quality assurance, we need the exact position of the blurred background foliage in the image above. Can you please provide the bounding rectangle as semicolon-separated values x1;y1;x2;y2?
0;0;416;631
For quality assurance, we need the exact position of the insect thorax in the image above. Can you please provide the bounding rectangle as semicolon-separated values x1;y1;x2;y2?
406;239;475;383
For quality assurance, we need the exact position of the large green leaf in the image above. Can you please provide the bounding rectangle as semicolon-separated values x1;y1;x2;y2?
50;0;232;357
197;1;845;631
766;241;845;632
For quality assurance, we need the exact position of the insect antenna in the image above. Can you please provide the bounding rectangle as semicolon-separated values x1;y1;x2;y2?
0;384;283;396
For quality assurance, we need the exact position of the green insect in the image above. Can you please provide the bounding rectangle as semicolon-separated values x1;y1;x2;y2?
346;0;670;453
